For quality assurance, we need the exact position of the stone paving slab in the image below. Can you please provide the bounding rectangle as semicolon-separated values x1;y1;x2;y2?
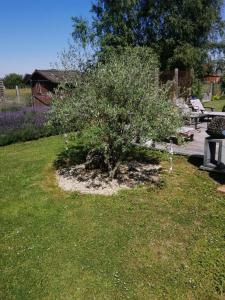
145;123;208;157
217;185;225;193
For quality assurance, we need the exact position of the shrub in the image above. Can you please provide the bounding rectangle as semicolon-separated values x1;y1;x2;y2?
0;106;55;146
206;117;225;138
0;127;51;146
50;47;181;178
191;78;203;99
212;95;220;101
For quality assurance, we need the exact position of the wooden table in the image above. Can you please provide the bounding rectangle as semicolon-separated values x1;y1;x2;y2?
190;112;225;130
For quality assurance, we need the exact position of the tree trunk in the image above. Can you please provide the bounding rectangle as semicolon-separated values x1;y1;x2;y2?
109;160;122;179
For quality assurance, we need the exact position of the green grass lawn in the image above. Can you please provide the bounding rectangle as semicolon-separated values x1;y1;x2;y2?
207;99;225;111
5;88;31;97
0;136;224;299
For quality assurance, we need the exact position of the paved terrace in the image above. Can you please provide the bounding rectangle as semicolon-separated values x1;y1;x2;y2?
145;123;208;157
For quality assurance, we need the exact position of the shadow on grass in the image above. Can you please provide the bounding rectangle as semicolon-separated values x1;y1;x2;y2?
54;143;161;171
188;155;225;184
53;144;90;169
188;155;203;168
127;145;161;165
209;173;225;184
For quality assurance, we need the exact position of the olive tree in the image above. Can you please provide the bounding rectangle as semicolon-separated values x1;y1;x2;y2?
50;47;181;178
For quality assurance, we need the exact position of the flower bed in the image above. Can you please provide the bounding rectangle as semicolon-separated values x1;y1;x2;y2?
0;106;53;146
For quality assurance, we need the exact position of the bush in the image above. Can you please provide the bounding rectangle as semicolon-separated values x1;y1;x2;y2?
50;47;181;178
0;106;56;146
206;117;225;138
212;95;220;101
0;126;51;146
54;143;91;169
191;78;203;99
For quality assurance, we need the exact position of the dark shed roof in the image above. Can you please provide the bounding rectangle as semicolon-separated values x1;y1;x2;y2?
23;74;32;83
25;69;78;84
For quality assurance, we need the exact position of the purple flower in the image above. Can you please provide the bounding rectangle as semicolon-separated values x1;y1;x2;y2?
0;106;49;133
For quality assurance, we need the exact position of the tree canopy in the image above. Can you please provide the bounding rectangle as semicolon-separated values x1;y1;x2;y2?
50;47;181;178
221;74;225;94
3;73;25;89
72;0;225;73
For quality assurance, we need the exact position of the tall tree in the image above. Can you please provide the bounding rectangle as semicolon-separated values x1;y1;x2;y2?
72;0;225;73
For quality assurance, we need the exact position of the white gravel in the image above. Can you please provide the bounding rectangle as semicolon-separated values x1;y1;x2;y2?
56;172;129;195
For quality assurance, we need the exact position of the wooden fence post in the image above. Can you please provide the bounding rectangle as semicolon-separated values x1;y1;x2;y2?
16;85;20;103
0;80;5;100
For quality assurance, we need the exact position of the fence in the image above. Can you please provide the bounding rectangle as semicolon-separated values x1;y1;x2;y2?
0;87;32;111
158;68;193;99
0;81;5;100
158;68;223;101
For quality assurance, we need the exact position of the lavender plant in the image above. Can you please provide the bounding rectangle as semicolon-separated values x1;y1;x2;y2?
0;106;48;132
0;106;51;145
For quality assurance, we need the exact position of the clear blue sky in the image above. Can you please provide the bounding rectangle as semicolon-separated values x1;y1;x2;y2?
0;0;93;77
0;1;224;77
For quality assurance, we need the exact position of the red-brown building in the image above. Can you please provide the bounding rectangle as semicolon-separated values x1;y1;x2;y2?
24;69;76;106
203;74;221;84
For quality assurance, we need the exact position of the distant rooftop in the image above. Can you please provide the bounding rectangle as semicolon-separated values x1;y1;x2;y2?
24;69;78;84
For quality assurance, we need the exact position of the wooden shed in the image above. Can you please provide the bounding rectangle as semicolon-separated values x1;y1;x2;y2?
24;69;76;106
203;74;221;84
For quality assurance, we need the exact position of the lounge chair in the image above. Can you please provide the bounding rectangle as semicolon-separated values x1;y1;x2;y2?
190;99;225;124
190;99;214;114
176;98;202;129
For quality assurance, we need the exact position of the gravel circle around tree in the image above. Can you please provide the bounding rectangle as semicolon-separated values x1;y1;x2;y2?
56;160;162;195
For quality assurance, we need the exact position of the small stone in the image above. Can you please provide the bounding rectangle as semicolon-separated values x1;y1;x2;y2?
128;161;141;172
119;164;128;174
217;185;225;194
91;179;102;188
151;175;161;184
76;175;87;182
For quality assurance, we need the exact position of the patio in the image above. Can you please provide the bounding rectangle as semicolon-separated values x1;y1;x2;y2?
145;122;208;157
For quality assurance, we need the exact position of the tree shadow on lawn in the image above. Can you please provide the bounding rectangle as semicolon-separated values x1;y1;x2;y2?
188;155;225;184
53;144;161;170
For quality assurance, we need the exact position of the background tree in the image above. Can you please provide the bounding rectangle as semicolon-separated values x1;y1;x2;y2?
3;73;25;89
221;74;225;95
50;47;181;178
72;0;225;75
204;56;225;75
